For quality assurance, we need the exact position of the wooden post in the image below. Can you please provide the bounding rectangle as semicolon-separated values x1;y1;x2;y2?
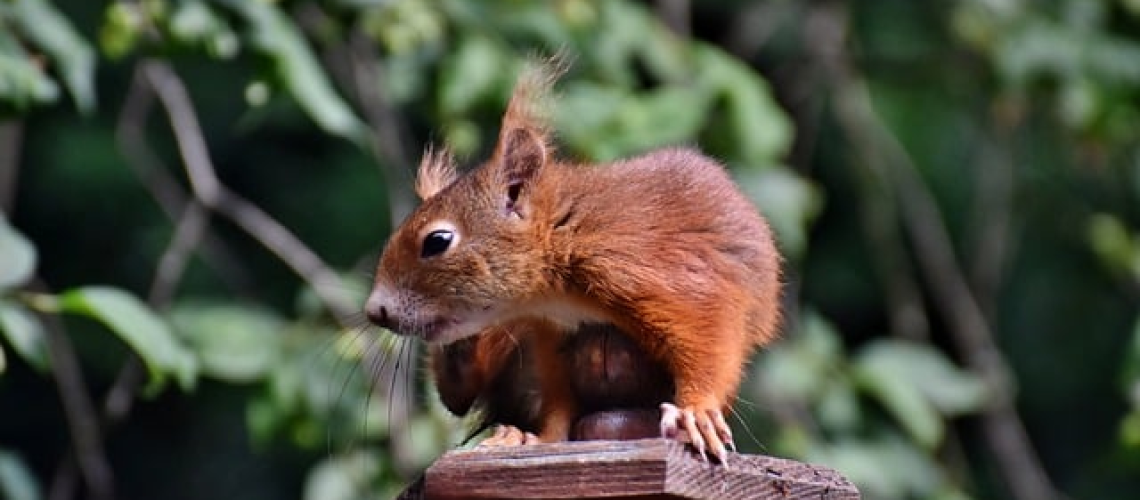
398;438;860;500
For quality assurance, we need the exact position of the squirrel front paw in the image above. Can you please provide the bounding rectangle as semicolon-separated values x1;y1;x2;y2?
659;403;734;463
478;425;542;447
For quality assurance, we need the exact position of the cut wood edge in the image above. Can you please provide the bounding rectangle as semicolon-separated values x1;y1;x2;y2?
413;438;859;500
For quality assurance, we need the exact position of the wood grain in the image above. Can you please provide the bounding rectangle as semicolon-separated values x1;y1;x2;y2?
409;438;859;500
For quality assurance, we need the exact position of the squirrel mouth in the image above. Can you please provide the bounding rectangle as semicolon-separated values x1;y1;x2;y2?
418;318;457;343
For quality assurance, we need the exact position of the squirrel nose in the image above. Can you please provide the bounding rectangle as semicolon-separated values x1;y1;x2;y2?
364;287;395;329
366;303;390;328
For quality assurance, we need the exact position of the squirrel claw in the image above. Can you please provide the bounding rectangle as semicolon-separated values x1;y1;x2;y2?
479;425;540;447
659;403;732;463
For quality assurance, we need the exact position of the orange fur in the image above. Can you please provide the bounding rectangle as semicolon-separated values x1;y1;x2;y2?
367;62;782;444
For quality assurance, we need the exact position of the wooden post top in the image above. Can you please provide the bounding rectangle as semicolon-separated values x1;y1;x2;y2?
402;438;860;500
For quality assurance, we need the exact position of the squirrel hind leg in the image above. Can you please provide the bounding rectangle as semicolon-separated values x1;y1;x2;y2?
659;402;734;463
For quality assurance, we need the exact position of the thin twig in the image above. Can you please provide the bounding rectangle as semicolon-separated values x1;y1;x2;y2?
654;0;691;38
116;66;253;297
800;2;930;341
346;29;417;225
0;121;23;214
968;107;1019;319
721;1;796;58
103;201;211;423
35;285;115;500
140;60;357;325
295;3;416;226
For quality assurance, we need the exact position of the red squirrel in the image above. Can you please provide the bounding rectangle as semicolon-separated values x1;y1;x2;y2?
365;64;782;461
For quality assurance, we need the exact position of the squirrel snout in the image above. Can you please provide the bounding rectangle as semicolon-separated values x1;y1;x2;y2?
364;287;395;330
365;302;391;329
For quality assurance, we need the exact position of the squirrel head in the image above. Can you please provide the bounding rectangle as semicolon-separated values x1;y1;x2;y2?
366;66;559;344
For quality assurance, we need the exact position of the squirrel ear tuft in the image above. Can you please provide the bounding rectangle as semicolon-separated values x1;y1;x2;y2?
492;58;564;191
415;146;459;201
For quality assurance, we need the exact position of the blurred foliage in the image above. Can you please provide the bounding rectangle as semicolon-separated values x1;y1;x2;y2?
0;1;1138;499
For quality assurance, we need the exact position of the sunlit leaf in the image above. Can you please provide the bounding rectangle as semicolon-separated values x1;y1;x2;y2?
554;84;710;162
807;435;949;500
1121;317;1140;403
438;35;507;116
694;45;793;168
1088;213;1140;280
216;0;367;143
99;1;144;59
0;216;36;291
854;340;988;449
758;310;845;402
169;0;239;59
1120;409;1140;449
865;340;988;416
855;353;943;449
816;380;861;433
60;286;197;394
0;450;40;500
303;451;382;500
0;29;59;112
0;301;48;372
169;303;283;383
6;0;96;114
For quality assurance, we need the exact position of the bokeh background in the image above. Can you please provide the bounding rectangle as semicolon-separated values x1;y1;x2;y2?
1;1;1139;499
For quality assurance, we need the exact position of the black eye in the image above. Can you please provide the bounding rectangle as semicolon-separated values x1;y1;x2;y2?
421;229;455;258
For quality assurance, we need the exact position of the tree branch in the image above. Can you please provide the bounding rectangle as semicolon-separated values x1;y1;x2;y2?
805;4;1059;500
968;106;1019;319
139;60;358;326
0;121;23;214
116;66;253;297
36;285;115;500
346;28;417;225
294;2;417;226
654;0;691;38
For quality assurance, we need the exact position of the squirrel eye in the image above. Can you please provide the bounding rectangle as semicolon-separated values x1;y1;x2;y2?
421;229;455;258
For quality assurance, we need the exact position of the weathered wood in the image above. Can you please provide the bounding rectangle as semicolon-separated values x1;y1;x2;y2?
408;438;859;500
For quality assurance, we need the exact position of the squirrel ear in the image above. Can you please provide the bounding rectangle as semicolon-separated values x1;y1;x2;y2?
497;127;547;189
415;146;458;201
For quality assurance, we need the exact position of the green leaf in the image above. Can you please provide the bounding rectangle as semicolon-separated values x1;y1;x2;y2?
0;216;36;291
99;1;144;59
0;29;60;111
856;353;943;449
303;451;382;500
1122;317;1140;402
1088;213;1140;280
693;45;793;168
7;0;96;114
217;0;367;143
1120;410;1140;449
0;449;41;500
734;168;824;259
758;310;845;402
807;435;947;500
169;303;282;383
60;286;197;394
854;340;988;448
0;301;48;372
438;35;507;116
168;0;239;59
554;84;710;162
